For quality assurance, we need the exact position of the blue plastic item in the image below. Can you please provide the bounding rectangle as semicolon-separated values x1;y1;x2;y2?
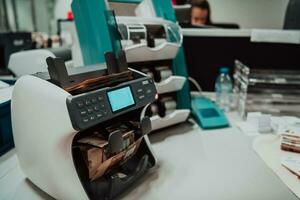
191;96;229;129
0;100;14;156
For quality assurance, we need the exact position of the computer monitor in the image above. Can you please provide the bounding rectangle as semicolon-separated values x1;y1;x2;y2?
284;0;300;29
0;32;32;74
174;4;191;25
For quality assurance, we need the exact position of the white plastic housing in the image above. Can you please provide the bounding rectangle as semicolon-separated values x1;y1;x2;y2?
155;76;186;94
8;49;73;77
8;50;55;77
116;16;182;63
11;75;89;200
124;42;180;63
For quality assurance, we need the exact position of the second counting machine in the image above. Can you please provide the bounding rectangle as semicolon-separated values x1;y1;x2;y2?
72;0;191;132
11;51;157;200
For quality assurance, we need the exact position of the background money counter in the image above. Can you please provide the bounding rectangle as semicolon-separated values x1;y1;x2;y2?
11;50;157;199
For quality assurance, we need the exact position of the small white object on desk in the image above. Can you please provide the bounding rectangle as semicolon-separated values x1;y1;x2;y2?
237;112;300;136
258;114;273;133
281;156;300;178
236;112;275;136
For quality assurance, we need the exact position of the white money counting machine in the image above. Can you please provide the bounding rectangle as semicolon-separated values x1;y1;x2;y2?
116;17;190;131
11;50;157;200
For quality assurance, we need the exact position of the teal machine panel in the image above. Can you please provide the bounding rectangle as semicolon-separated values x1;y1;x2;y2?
71;0;191;110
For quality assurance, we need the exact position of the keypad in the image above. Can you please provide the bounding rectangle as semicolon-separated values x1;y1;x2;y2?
67;75;157;131
74;94;108;125
82;118;89;123
96;113;103;118
146;89;152;94
135;84;154;101
85;99;91;105
137;88;143;93
87;107;93;113
94;105;100;111
91;98;97;103
90;115;96;121
77;101;84;108
80;110;87;116
98;96;104;101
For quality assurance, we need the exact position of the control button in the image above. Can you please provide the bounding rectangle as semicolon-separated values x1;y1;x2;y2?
142;80;149;85
87;107;93;113
82;118;89;123
90;115;96;121
103;111;108;116
94;105;100;111
100;104;105;108
146;89;152;94
77;101;84;108
137;88;143;93
98;96;104;101
138;95;145;100
85;99;91;105
91;98;97;104
96;113;103;118
80;110;87;116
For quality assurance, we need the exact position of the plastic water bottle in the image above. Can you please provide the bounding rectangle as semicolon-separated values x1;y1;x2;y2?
215;67;233;112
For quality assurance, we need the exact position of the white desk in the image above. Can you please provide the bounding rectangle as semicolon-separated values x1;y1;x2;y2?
182;28;251;37
0;113;298;200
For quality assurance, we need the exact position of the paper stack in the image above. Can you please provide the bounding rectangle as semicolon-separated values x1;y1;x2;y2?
281;133;300;153
281;156;300;179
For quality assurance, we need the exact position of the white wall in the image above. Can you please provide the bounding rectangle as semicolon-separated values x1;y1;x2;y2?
5;0;17;31
209;0;290;29
54;0;72;20
54;0;290;29
16;0;34;31
35;0;52;34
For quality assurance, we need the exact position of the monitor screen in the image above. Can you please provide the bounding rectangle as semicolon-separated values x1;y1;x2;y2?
107;86;135;112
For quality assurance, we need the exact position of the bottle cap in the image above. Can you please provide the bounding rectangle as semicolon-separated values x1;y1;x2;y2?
220;67;229;74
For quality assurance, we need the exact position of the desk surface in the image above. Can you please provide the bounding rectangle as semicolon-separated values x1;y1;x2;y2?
0;114;298;200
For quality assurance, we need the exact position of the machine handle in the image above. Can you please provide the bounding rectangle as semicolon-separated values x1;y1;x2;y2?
140;116;152;136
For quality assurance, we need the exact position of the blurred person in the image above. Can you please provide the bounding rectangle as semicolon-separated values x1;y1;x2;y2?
190;0;212;26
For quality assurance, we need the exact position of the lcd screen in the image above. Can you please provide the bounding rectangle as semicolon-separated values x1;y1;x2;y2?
107;86;135;112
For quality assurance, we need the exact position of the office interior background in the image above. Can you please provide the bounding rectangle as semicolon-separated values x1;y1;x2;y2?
0;0;294;34
1;0;300;200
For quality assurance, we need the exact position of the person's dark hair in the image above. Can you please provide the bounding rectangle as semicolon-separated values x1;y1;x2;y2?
190;0;212;25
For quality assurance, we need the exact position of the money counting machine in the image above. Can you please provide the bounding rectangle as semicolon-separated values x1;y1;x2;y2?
116;16;190;131
11;51;157;200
